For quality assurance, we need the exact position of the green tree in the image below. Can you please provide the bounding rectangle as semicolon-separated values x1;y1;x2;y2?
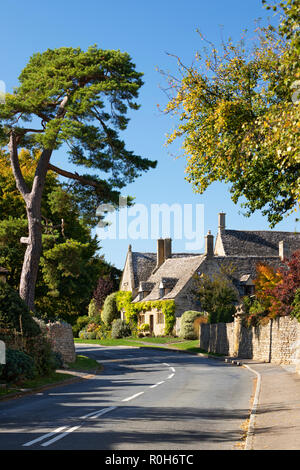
0;46;156;310
196;270;238;323
102;292;120;326
163;0;299;227
0;149;119;321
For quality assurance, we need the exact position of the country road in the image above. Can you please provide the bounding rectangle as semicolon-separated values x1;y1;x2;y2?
0;344;254;450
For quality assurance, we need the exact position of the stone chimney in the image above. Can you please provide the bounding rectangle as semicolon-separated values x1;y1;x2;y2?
157;238;165;268
279;240;289;261
205;230;214;257
164;238;172;259
218;212;226;231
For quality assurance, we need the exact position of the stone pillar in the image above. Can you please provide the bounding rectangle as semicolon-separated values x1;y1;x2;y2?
233;303;245;357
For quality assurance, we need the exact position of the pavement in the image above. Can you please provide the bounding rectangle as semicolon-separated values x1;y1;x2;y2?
236;359;300;450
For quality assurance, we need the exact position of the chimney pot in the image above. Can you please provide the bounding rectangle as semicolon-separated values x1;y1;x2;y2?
205;231;214;257
279;240;289;260
164;238;172;259
157;239;165;268
218;212;226;231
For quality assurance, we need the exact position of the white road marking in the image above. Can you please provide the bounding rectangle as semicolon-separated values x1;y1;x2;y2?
89;406;117;419
163;363;170;366
149;381;165;388
167;373;175;379
41;425;80;447
23;426;67;447
170;367;175;373
122;392;144;402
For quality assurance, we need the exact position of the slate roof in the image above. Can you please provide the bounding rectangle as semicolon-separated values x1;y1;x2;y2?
219;230;300;257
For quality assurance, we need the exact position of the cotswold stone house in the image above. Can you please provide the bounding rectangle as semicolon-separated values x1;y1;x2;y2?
120;213;300;336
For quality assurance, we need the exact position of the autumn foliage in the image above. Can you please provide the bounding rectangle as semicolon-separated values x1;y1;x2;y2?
245;250;300;325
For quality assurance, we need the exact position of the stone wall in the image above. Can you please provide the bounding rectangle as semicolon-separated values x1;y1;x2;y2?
199;316;300;371
37;320;76;365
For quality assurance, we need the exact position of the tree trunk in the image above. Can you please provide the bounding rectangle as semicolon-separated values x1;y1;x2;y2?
8;96;68;311
19;200;43;312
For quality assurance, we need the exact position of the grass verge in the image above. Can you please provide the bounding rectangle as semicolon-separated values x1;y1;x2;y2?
67;354;103;373
0;354;102;400
74;337;222;357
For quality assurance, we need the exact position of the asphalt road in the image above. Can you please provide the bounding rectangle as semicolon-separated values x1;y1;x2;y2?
0;344;254;450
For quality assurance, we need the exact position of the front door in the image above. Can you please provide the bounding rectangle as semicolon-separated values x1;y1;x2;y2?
149;315;154;334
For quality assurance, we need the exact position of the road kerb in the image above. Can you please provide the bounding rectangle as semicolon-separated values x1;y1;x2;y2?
243;364;262;450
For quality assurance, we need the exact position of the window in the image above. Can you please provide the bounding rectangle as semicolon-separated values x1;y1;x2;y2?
244;285;255;296
157;312;164;324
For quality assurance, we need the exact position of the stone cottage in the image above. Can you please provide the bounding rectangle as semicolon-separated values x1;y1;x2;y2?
120;213;300;336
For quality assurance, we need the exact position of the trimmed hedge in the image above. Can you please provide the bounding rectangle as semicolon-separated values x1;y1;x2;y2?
180;311;206;340
102;292;120;326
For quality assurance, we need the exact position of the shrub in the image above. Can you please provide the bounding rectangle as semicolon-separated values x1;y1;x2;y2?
0;348;37;383
0;282;40;338
26;334;60;376
111;319;131;339
292;289;300;322
180;311;206;339
88;298;99;318
102;292;120;326
72;315;90;338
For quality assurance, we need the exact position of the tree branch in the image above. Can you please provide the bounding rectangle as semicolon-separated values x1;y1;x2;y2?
48;163;101;188
8;132;30;200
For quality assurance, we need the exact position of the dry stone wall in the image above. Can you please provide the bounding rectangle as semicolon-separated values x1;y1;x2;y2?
199;316;300;372
35;319;76;365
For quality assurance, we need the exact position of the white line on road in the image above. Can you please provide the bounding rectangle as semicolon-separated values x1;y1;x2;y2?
22;426;67;447
167;373;175;379
170;367;175;373
41;425;80;447
149;381;165;388
122;392;144;402
89;406;117;419
80;407;117;419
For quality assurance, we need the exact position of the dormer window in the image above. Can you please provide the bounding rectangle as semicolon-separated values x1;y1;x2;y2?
138;291;144;301
159;281;165;298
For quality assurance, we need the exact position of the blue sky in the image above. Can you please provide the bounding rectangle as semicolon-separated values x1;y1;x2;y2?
1;1;298;269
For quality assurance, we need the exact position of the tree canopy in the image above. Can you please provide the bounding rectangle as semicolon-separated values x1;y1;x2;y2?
0;45;156;309
163;0;299;227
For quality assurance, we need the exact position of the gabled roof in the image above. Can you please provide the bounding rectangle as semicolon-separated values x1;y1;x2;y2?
139;254;205;301
131;252;157;288
218;230;300;257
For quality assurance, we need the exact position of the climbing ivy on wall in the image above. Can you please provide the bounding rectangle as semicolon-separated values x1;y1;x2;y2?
115;291;176;335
